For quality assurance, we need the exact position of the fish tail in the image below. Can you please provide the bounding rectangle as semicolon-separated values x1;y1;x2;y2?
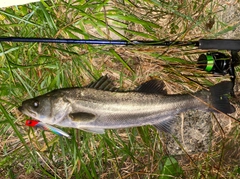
210;81;235;114
154;81;235;134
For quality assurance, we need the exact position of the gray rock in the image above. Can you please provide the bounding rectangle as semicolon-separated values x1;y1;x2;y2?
160;110;212;155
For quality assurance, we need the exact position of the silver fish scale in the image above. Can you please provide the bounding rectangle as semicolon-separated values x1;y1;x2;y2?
56;88;211;129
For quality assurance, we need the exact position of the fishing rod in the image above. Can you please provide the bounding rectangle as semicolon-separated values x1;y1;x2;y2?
0;37;240;94
0;37;240;50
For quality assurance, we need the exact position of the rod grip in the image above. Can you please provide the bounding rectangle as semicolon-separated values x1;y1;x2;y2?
199;39;240;50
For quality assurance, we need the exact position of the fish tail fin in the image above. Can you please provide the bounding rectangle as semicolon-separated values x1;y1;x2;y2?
210;81;235;114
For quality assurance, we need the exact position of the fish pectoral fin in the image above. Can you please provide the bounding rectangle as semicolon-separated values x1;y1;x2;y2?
81;128;105;134
153;117;175;133
69;112;96;122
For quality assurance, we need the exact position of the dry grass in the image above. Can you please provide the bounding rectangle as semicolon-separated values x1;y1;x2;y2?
0;0;240;178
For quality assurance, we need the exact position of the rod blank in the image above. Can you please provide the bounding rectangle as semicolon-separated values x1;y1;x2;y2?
1;37;240;50
0;37;198;47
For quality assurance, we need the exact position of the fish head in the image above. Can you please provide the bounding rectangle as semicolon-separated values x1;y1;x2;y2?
18;95;53;123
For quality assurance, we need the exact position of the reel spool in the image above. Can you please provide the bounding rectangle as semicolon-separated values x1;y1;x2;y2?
197;52;232;75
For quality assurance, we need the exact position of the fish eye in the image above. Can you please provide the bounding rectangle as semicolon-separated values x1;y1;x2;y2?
33;100;39;108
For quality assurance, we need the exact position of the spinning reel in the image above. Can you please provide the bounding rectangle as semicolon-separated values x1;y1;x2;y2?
197;51;240;95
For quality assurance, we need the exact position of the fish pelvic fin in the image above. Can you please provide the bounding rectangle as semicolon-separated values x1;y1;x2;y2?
69;112;104;133
210;81;235;114
81;128;105;134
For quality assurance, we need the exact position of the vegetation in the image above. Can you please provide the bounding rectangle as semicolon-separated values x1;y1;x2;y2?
0;0;239;178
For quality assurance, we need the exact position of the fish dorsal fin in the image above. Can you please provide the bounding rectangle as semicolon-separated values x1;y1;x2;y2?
136;79;167;95
153;117;175;133
69;112;96;122
87;75;116;91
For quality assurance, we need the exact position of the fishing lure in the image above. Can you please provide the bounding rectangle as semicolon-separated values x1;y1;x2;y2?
26;119;71;139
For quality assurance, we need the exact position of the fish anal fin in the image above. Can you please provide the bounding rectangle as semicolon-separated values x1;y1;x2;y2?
69;112;95;122
136;79;167;95
153;118;175;133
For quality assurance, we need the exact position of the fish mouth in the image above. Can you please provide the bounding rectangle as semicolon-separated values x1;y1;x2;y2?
18;106;23;112
18;106;37;118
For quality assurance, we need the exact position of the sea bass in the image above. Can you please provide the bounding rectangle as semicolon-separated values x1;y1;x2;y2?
18;76;235;134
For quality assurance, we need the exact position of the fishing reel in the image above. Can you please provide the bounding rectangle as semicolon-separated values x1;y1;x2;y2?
197;51;240;95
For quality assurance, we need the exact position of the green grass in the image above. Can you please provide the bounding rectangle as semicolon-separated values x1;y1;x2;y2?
0;0;240;178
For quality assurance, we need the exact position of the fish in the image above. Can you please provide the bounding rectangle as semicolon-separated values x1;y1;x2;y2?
26;119;71;138
18;76;235;134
